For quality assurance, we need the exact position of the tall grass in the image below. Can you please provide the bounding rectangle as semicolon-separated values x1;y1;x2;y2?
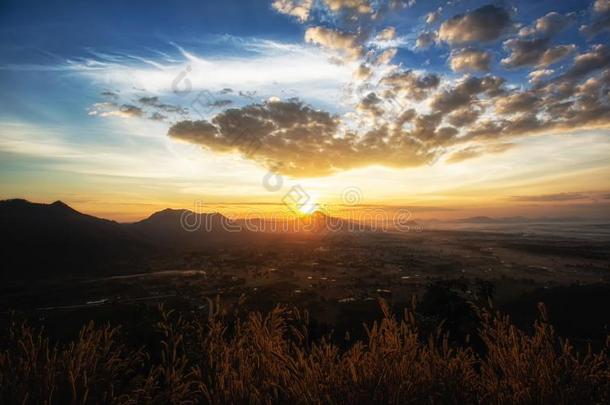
1;302;608;404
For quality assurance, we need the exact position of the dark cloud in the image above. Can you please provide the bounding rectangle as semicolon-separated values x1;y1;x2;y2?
581;1;610;37
118;104;144;118
149;112;167;121
447;108;480;127
138;96;160;106
562;44;610;81
430;75;505;113
208;99;233;108
438;5;514;45
357;92;384;118
502;38;575;68
138;96;189;115
494;91;540;114
519;11;574;37
381;70;440;101
580;15;610;37
168;100;437;177
101;91;119;98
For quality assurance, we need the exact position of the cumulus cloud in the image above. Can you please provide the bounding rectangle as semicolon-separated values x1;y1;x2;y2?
562;44;610;80
449;48;492;72
528;68;554;83
416;32;437;49
494;91;540;114
375;27;396;41
353;64;372;80
502;38;576;68
594;0;610;14
447;108;480;127
381;70;440;101
305;27;364;61
168;55;610;176
430;75;505;113
272;0;313;22
580;1;610;37
375;48;397;65
168;99;435;177
438;5;514;45
518;12;574;37
323;0;373;14
162;2;610;176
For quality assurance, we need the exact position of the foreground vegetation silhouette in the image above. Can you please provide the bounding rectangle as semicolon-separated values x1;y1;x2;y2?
1;300;609;404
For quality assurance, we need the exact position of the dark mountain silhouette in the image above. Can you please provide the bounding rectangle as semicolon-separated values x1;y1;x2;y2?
0;199;154;279
128;208;251;249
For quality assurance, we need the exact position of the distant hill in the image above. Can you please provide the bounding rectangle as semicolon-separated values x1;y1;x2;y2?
0;199;154;279
127;208;251;249
449;216;585;224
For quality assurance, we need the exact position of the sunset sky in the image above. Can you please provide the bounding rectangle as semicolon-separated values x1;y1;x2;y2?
1;0;609;221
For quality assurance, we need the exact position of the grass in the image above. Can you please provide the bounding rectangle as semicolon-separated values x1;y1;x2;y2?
1;300;608;404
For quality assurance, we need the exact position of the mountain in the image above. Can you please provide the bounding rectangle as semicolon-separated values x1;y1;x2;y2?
449;216;586;224
0;199;154;279
128;208;251;249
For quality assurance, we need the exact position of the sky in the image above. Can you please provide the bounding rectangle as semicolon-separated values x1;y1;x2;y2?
0;0;609;221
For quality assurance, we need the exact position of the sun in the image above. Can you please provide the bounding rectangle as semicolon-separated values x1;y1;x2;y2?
297;198;319;215
291;189;322;216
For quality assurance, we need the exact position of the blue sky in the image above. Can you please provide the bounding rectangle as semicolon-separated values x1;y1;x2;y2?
1;0;609;220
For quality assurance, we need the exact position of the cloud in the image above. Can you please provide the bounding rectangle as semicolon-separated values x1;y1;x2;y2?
528;68;554;83
447;108;480;127
518;12;574;37
323;0;373;14
353;64;372;80
449;48;492;72
426;8;441;24
502;38;575;68
101;91;119;98
510;192;588;202
375;27;396;41
305;27;364;61
271;0;313;22
375;48;397;65
356;92;385;119
562;44;610;80
168;99;436;177
446;143;514;163
167;53;610;177
494;91;539;114
581;1;610;37
580;15;610;37
594;0;610;14
416;32;437;49
438;5;514;45
88;102;145;119
138;96;189;115
150;112;167;121
429;75;505;113
381;70;440;101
